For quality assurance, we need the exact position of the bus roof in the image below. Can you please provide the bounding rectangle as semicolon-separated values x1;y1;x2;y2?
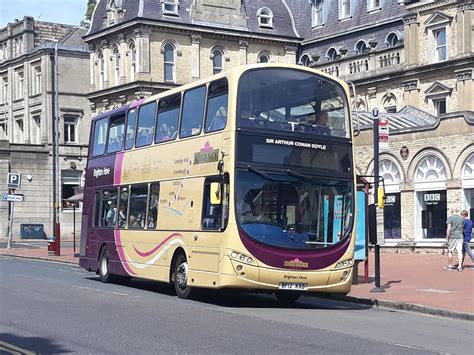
92;103;131;122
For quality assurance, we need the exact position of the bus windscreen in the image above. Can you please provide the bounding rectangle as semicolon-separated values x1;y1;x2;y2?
237;68;350;138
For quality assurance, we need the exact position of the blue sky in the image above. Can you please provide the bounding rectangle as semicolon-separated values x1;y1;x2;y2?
0;0;87;28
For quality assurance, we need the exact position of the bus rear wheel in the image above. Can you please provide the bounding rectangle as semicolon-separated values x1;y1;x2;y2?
275;291;301;305
98;247;114;283
173;254;193;299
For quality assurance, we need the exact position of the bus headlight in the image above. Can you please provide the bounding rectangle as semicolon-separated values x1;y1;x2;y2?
334;259;354;270
230;250;255;266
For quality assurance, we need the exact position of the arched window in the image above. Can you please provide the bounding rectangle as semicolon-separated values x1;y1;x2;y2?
258;53;270;63
380;160;402;185
257;8;273;28
386;32;400;48
326;47;339;61
97;51;105;89
462;153;474;179
129;42;137;81
164;43;176;83
212;49;223;74
113;46;120;85
300;54;311;67
382;93;397;113
415;155;447;182
355;40;369;55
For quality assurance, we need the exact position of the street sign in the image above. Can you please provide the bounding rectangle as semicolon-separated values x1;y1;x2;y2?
378;118;389;150
2;193;24;202
7;173;21;189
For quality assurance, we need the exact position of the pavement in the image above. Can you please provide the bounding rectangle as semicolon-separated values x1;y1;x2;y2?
1;239;473;321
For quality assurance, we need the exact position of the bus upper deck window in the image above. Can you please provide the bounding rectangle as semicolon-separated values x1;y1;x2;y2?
155;95;181;143
107;115;125;153
125;109;137;150
135;102;157;148
205;80;228;133
92;117;109;157
180;86;206;138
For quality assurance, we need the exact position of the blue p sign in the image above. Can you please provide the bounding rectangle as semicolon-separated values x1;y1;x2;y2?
7;173;21;189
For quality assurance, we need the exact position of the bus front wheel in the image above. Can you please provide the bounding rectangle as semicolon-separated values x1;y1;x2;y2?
173;254;193;299
98;247;114;283
275;291;301;304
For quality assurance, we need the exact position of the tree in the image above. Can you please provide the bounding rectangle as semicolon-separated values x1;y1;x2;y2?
81;0;97;27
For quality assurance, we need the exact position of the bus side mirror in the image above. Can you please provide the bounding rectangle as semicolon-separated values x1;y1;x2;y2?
210;182;221;205
377;187;385;209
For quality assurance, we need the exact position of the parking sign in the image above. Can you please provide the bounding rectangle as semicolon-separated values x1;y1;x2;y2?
7;173;21;189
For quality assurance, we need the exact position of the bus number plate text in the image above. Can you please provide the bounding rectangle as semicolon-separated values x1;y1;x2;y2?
278;282;308;290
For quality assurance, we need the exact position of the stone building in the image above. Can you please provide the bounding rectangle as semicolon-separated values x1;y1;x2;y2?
85;0;473;247
0;17;91;239
84;0;301;112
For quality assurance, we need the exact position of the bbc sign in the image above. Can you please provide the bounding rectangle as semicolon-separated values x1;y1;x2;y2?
7;173;21;189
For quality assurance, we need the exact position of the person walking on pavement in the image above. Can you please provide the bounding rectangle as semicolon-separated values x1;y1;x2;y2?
460;210;473;269
444;207;464;272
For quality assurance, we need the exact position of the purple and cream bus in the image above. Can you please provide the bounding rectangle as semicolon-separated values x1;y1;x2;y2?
80;64;356;303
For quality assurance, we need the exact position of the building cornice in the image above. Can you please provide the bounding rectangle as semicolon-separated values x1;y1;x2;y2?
87;80;177;102
83;18;301;46
406;0;458;13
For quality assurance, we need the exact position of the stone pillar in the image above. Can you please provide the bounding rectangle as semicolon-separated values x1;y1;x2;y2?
285;45;297;64
456;2;473;56
402;80;420;109
403;14;419;66
239;40;248;66
191;35;201;80
134;28;152;75
24;59;31;144
118;34;127;85
455;69;474;111
100;40;110;88
88;44;95;89
41;56;48;144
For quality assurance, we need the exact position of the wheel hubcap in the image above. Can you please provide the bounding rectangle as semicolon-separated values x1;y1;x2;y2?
176;262;188;289
101;254;108;276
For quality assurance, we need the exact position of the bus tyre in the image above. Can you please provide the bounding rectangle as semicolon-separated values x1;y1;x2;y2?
275;291;301;305
98;248;113;283
173;254;193;299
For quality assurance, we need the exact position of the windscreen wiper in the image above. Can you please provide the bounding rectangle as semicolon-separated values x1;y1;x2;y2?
247;165;279;181
286;169;313;181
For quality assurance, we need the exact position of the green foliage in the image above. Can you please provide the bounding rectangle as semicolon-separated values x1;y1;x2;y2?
85;0;97;21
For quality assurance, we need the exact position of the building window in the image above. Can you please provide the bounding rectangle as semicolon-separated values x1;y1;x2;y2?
162;0;179;16
433;98;447;116
64;115;78;144
339;0;351;19
32;65;41;95
129;42;137;81
385;32;401;47
97;51;105;89
62;170;82;209
15;70;24;100
14;118;24;143
311;0;324;27
368;0;380;12
210;49;223;74
0;43;8;60
0;122;7;140
113;46;120;86
300;54;311;67
355;40;369;55
433;28;447;62
258;53;270;63
257;8;273;28
32;115;41;144
326;47;339;61
164;43;176;83
14;36;23;56
1;76;7;103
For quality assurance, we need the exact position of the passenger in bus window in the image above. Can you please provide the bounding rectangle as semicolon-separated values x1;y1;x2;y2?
129;214;141;228
315;111;330;135
105;206;116;227
208;106;227;131
156;122;176;142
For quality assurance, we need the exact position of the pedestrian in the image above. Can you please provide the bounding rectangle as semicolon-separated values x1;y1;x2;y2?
443;207;464;272
460;210;473;269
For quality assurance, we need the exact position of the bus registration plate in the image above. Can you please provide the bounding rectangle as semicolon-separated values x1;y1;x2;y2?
278;282;308;290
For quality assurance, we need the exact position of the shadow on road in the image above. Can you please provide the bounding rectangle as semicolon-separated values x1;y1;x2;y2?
0;333;72;354
86;276;372;311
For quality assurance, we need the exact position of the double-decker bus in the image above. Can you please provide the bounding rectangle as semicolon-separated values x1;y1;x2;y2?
79;64;356;302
